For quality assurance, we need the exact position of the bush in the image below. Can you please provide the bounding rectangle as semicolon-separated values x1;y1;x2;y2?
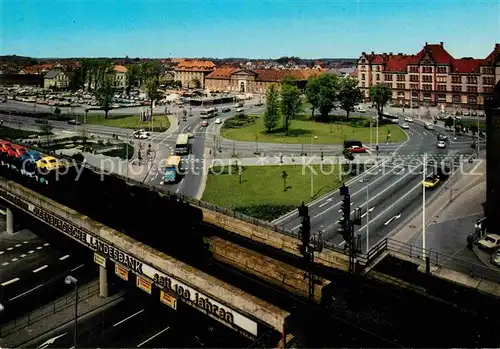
71;153;84;162
234;204;296;221
53;107;61;115
223;113;258;129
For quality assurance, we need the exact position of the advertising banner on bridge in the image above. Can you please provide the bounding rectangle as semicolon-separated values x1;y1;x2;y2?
136;276;152;294
160;289;178;310
93;253;107;268
115;263;129;281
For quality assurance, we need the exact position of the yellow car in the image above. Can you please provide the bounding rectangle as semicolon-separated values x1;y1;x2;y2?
36;156;62;171
422;175;440;188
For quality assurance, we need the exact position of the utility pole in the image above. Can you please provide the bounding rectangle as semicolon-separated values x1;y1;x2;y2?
339;184;358;274
422;153;427;259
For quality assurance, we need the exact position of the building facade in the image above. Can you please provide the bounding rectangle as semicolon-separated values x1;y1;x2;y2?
205;68;323;94
109;65;127;89
174;60;216;89
357;42;500;109
484;81;500;234
43;70;71;90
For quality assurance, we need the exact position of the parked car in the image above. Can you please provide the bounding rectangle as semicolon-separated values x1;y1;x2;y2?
491;249;500;267
36;156;62;171
354;106;366;113
477;234;500;253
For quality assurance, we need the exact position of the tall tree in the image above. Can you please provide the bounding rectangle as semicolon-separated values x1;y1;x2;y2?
145;77;161;116
125;63;140;96
264;84;280;132
369;83;392;117
305;75;321;119
338;77;363;120
280;81;302;135
306;73;339;120
95;76;114;119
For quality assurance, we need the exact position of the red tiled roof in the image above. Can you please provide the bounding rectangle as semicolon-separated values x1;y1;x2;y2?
176;60;215;71
205;68;238;79
205;68;322;82
365;43;500;74
113;65;127;73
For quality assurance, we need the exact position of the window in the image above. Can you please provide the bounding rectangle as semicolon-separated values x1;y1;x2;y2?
396;75;405;82
483;76;495;85
397;83;405;89
453;95;461;103
410;83;419;90
482;67;494;75
436;76;447;83
483;86;493;93
384;74;392;81
467;86;478;93
437;66;447;74
361;81;366;87
422;84;432;91
451;76;462;84
409;66;419;73
422;66;433;73
437;84;447;91
422;75;433;82
376;66;381;71
361;59;366;64
376;74;380;81
361;73;365;80
410;75;419;82
466;76;478;84
437;94;446;100
452;85;462;92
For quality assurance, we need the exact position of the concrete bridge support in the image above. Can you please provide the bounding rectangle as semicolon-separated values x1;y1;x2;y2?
6;207;14;235
99;265;109;298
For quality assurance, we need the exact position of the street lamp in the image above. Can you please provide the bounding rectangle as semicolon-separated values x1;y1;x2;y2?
65;275;78;348
310;136;318;198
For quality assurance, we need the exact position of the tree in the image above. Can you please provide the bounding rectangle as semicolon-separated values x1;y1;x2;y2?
264;84;280;132
280;81;302;135
39;122;54;148
94;76;114;119
338;77;363;120
305;73;339;120
369;84;392;117
125;63;140;96
444;117;454;129
470;124;478;135
145;77;161;116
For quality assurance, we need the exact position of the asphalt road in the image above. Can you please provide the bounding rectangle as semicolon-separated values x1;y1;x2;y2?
274;118;480;252
27;285;253;349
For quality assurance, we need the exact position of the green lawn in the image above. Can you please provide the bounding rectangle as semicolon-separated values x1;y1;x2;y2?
74;114;171;132
0;126;49;139
457;119;486;131
222;114;407;144
202;164;345;221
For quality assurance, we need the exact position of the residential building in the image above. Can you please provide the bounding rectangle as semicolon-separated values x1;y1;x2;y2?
356;42;500;109
173;60;216;89
485;81;500;234
43;69;71;90
204;68;323;94
108;65;128;89
19;64;54;75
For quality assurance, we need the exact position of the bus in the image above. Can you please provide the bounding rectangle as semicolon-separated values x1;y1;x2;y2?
163;156;182;184
175;133;190;155
380;112;400;124
200;107;216;119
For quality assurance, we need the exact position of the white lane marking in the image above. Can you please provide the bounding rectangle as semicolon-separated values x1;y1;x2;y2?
356;182;420;233
10;283;44;301
59;254;70;261
0;251;4;255
339;241;346;247
1;277;20;286
20;254;27;258
137;326;171;347
36;246;42;250
175;188;180;193
37;333;69;349
23;241;29;244
7;247;13;251
318;198;333;208
33;265;48;273
15;244;21;247
2;261;9;266
28;250;35;254
43;243;49;246
384;213;402;226
11;258;18;262
423;132;428;136
71;264;84;272
113;309;145;327
361;207;375;218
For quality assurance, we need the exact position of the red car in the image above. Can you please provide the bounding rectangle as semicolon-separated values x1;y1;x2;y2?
7;144;27;158
348;146;366;153
201;120;209;127
0;140;13;154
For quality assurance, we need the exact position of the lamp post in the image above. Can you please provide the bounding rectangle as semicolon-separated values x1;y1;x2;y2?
310;136;318;198
422;154;427;259
366;181;370;252
65;275;78;348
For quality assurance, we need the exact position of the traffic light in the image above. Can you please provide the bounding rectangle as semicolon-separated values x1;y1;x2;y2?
353;207;362;225
298;202;310;255
341;194;351;223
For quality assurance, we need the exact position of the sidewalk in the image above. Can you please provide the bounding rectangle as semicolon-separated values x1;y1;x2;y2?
209;154;383;167
0;280;126;348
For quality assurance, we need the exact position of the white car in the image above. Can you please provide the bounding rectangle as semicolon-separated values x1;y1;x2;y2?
478;234;500;252
236;108;244;112
400;123;410;129
424;122;434;130
354;106;366;113
214;118;222;124
491;249;500;267
404;117;413;122
134;131;150;139
437;140;446;148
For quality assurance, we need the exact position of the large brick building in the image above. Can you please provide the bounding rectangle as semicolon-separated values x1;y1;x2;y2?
356;42;500;109
204;68;323;94
173;60;215;89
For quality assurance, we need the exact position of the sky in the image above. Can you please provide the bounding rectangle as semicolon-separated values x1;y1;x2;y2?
1;0;499;59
